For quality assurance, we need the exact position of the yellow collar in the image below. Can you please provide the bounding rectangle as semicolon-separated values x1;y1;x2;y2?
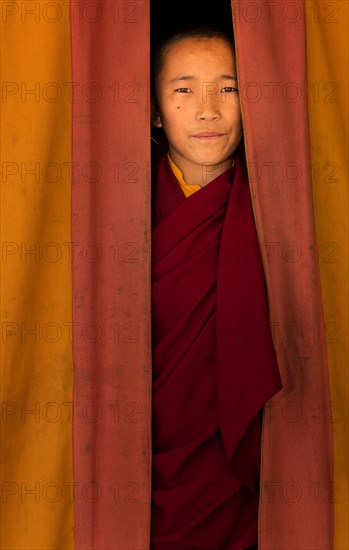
167;154;202;197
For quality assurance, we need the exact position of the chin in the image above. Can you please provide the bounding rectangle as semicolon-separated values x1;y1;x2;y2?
196;156;231;167
195;147;234;164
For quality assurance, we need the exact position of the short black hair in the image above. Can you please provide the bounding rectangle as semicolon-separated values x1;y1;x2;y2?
151;24;235;99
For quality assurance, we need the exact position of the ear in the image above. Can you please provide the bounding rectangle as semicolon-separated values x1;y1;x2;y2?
151;98;163;128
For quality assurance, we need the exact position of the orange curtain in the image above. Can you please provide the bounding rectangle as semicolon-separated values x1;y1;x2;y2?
1;3;74;547
306;1;349;546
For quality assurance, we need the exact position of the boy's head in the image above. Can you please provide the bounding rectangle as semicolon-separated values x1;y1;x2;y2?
151;26;243;185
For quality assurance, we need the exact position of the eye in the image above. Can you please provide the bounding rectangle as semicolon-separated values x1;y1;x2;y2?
221;86;238;93
175;87;192;93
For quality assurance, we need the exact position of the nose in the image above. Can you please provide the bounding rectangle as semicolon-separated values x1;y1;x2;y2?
196;83;221;122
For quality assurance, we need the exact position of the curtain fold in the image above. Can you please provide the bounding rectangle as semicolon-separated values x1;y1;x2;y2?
1;1;151;548
70;1;151;547
232;1;341;547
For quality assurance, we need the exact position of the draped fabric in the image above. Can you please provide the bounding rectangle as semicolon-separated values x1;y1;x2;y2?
232;1;347;548
151;154;281;547
1;2;151;548
305;3;349;545
1;6;75;548
1;1;347;549
70;4;151;547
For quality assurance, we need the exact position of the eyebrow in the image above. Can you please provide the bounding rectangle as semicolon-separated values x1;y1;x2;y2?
220;74;238;81
169;74;238;84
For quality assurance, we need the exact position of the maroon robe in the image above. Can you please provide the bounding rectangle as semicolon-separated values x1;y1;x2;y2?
151;153;282;549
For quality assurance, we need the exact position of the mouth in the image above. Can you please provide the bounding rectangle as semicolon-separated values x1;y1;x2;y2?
192;132;226;140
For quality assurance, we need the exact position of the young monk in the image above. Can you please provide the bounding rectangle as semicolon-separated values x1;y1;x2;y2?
150;27;282;549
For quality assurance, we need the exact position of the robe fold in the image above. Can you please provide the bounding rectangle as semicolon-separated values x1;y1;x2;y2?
151;154;282;549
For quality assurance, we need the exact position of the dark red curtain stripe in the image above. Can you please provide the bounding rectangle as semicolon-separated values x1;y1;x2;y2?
71;2;151;547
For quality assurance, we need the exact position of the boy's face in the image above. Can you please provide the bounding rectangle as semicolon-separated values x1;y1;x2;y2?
153;37;243;184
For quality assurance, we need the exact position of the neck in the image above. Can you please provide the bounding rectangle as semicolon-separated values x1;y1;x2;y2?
168;153;234;187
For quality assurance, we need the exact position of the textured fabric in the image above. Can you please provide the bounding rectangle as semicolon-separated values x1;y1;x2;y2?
70;2;151;548
1;7;74;549
151;154;281;547
306;3;349;546
1;3;151;548
232;1;335;547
